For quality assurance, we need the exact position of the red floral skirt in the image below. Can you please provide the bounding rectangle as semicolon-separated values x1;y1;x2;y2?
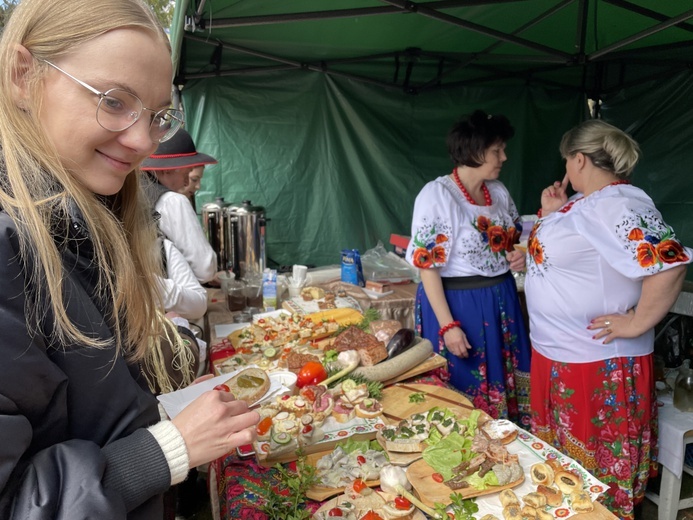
529;349;657;520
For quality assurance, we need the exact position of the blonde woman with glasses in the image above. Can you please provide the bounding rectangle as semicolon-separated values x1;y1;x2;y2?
0;0;259;517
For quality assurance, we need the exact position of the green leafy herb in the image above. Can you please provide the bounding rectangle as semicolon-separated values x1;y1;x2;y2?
323;370;383;399
433;493;479;520
259;451;320;520
409;392;426;403
323;349;338;364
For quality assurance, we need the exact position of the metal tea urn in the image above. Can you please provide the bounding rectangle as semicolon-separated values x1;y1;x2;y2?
201;197;231;272
224;200;267;280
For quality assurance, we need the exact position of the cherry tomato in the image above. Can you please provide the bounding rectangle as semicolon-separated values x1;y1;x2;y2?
356;455;366;465
257;319;266;324
327;508;343;517
256;416;273;436
302;424;313;434
264;335;271;341
352;479;367;493
394;496;411;510
296;361;328;388
281;394;291;401
432;473;444;483
360;512;383;520
213;384;230;392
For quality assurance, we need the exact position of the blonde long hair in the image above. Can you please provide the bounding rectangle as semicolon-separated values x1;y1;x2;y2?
0;0;171;361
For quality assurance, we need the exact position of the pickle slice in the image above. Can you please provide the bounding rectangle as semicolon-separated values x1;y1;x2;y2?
237;374;265;388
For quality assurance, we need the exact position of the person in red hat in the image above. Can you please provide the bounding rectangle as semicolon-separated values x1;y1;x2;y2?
142;129;218;285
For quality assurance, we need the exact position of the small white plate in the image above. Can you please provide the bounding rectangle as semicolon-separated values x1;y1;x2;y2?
157;366;289;419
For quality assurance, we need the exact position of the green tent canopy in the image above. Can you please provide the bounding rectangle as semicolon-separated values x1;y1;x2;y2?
170;0;693;272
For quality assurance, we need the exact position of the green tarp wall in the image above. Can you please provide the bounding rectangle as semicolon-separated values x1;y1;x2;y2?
185;74;585;267
184;70;693;277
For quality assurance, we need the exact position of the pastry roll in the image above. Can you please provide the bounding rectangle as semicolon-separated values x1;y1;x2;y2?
536;484;563;507
570;490;594;513
502;504;522;520
555;470;583;495
545;458;563;474
499;489;520;507
536;510;555;520
521;505;537;517
530;462;555;486
522;491;547;508
479;515;500;520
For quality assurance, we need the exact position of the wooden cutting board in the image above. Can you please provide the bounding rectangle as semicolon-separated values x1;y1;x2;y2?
381;352;447;387
378;383;491;425
406;457;524;506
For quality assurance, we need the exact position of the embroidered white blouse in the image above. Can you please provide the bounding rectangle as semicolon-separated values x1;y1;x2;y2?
406;175;521;277
524;184;692;363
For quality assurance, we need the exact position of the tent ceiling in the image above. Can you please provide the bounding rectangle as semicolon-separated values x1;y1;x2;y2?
174;0;693;96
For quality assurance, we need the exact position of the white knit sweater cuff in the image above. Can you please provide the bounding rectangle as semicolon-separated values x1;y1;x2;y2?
147;421;190;485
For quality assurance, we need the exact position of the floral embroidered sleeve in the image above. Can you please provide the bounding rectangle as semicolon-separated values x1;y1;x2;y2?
406;182;454;269
580;195;692;278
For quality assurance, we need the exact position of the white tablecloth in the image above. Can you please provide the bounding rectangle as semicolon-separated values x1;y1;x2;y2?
657;394;693;479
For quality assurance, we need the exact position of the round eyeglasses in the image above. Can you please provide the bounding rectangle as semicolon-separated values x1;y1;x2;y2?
42;60;184;143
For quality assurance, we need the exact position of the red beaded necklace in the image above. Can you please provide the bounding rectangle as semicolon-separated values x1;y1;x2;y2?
558;179;630;214
452;170;492;206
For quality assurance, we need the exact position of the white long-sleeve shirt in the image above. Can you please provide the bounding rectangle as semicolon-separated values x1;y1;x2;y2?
155;191;217;283
158;239;208;320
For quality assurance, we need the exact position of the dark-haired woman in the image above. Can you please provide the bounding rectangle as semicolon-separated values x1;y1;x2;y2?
406;110;531;425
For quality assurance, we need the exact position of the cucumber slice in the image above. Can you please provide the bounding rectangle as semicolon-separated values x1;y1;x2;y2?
263;347;277;358
341;378;358;393
271;429;292;445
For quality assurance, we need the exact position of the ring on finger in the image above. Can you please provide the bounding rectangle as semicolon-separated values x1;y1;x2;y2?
604;320;611;326
606;328;612;334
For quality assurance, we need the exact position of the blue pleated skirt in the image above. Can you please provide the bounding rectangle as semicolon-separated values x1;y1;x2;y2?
415;272;531;427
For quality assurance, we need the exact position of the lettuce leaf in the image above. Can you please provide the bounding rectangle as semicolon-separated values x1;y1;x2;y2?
422;431;473;481
338;438;384;454
466;470;499;490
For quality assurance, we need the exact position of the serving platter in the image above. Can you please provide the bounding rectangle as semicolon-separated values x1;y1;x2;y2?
304;451;380;501
377;383;491;425
314;491;426;520
406;457;525;507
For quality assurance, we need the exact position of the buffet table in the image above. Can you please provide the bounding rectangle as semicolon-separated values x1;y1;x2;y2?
208;381;616;520
201;286;616;520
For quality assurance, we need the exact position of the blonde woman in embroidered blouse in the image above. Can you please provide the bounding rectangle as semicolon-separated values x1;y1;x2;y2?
524;119;692;520
406;110;531;425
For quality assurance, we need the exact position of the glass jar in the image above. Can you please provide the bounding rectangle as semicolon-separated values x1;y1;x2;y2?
673;359;693;413
219;272;246;312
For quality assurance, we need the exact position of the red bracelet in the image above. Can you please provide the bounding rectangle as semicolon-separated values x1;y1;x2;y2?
439;320;461;336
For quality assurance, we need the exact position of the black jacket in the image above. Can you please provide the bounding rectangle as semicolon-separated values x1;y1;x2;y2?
0;209;171;519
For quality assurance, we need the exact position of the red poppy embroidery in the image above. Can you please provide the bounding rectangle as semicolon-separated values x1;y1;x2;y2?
431;245;447;263
628;228;644;241
487;225;506;253
636;242;657;268
529;238;544;264
656;239;690;264
435;234;448;244
412;247;433;268
476;215;491;232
